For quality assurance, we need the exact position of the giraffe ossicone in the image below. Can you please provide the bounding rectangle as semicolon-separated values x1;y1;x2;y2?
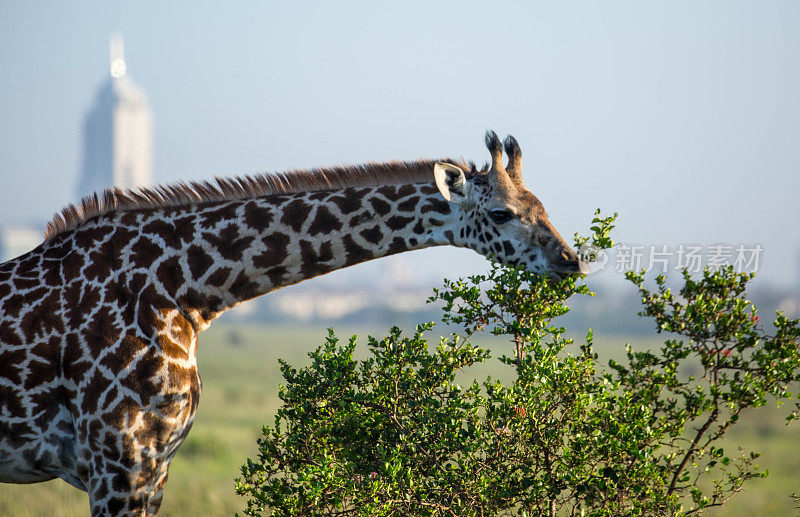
0;131;585;515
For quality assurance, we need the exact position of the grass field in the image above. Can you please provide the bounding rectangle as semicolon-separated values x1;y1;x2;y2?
1;323;798;516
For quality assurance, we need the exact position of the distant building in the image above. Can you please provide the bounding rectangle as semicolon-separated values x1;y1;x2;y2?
77;34;152;201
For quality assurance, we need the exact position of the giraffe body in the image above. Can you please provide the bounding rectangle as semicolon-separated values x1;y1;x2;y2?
0;132;584;515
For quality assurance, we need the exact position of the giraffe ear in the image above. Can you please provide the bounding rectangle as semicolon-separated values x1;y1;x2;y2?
434;162;471;204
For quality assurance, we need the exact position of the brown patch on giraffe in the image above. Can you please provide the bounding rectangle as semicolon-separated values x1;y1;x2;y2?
16;254;42;277
0;323;23;347
198;202;240;230
61;250;84;280
130;236;163;269
318;241;333;262
117;435;137;468
307;205;342;236
166;363;195;391
329;191;364;214
369;197;391;216
156;335;189;361
299;241;333;278
108;284;136;325
143;217;194;249
419;184;439;196
101;396;139;430
102;499;123;516
421;197;451;215
299;241;317;264
120;210;142;227
103;434;121;463
41;237;70;258
111;467;134;493
0;390;26;423
0;260;16;274
86;415;105;445
85;239;122;282
73;225;114;250
252;233;291;269
41;259;62;286
29;389;62;424
28;341;61;385
2;293;25;318
347;211;374;228
307;191;330;201
173;216;198;242
63;333;93;382
14;276;44;291
396;197;418;212
397;184;416;198
136;286;173;333
243;202;274;231
154;395;187;422
0;348;26;385
65;283;102;328
387;237;408;255
228;271;259;301
85;309;122;357
102;385;119;412
135;412;170;449
186;245;214;280
172;312;195;343
156;256;184;296
280;199;312;232
302;263;333;278
206;267;232;287
376;185;397;198
201;224;255;261
20;290;64;337
200;304;221;323
342;235;369;266
81;370;113;413
359;226;384;244
177;287;211;313
386;215;414;231
119;348;164;399
22;286;49;305
99;335;140;373
266;266;287;286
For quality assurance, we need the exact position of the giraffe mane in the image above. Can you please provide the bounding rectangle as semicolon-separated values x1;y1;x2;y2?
44;158;479;242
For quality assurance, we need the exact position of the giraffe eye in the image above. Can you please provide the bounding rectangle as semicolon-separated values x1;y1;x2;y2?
488;209;513;224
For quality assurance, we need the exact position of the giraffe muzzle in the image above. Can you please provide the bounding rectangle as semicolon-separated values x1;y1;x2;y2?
551;249;589;275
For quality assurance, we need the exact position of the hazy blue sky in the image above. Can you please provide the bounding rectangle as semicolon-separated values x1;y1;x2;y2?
1;1;798;285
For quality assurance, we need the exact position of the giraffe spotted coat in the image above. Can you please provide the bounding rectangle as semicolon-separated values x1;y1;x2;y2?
0;132;585;515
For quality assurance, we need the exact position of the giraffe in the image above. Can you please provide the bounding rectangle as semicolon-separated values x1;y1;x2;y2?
0;131;585;515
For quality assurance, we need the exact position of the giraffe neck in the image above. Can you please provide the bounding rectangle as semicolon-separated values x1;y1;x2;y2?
173;181;454;330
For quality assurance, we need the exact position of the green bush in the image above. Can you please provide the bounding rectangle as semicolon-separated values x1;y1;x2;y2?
235;212;800;516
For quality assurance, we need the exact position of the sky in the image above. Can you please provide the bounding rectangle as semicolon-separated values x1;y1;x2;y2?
1;1;798;286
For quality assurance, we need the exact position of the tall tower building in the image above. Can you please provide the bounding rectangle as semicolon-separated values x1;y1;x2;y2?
77;35;153;200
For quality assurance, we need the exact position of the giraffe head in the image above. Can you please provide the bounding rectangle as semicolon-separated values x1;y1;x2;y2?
434;131;588;277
